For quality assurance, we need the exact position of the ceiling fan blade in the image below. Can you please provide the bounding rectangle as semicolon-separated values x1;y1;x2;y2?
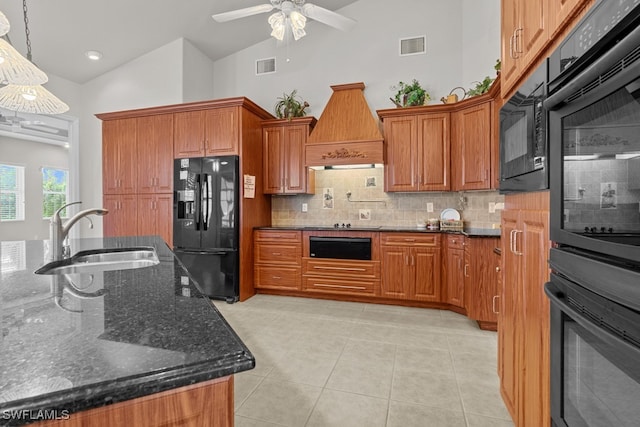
301;3;356;32
212;4;275;23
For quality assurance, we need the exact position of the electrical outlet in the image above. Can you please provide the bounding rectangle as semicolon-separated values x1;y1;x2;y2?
489;202;496;213
427;203;434;212
302;203;308;212
495;202;505;211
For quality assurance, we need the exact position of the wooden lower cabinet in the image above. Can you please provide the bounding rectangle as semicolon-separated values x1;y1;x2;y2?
380;233;441;302
499;193;550;427
33;376;234;427
103;195;138;238
443;235;465;307
253;230;302;290
464;236;500;330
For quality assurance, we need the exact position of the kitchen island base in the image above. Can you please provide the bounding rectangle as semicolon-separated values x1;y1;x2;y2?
31;376;233;427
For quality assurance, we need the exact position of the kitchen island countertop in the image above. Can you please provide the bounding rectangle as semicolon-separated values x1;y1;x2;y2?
0;236;253;425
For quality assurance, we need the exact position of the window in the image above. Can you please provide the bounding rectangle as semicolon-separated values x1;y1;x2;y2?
42;167;68;218
0;164;25;221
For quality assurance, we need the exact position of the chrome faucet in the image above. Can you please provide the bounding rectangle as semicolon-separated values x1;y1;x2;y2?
49;201;109;261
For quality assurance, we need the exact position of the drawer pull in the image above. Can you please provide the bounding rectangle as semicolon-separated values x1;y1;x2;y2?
404;238;416;242
312;266;367;272
272;276;281;279
272;252;282;256
492;295;500;314
313;283;367;290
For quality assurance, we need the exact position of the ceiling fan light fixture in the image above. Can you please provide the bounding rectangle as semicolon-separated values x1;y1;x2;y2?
268;12;286;41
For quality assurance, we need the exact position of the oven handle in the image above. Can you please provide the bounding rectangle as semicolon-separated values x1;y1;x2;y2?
544;281;640;358
545;22;640;110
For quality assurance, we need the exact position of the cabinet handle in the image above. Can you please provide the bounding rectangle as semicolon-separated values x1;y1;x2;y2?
464;264;469;277
492;295;500;314
272;276;281;280
509;229;516;254
405;255;409;265
272;252;282;256
404;238;416;242
514;28;523;57
411;255;415;266
514;230;523;256
313;266;367;272
509;33;515;59
314;283;367;290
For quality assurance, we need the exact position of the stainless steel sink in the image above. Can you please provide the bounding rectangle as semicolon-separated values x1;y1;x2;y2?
35;247;159;275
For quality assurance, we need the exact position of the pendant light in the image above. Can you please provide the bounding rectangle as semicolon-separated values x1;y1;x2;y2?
0;0;68;114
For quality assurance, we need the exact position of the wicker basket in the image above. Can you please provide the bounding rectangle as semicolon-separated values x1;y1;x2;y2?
440;219;464;231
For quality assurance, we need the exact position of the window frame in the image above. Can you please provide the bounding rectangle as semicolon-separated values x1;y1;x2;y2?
0;163;26;222
41;166;69;219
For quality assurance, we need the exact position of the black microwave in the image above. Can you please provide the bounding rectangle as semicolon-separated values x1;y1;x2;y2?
499;60;548;193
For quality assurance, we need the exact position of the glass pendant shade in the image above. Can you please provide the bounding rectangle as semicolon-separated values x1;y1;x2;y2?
0;38;48;85
0;12;10;36
0;84;69;114
268;12;285;41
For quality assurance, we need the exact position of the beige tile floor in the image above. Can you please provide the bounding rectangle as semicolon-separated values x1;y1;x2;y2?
214;294;514;427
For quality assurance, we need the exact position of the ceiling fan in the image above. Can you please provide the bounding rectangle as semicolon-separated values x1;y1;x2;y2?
212;0;356;41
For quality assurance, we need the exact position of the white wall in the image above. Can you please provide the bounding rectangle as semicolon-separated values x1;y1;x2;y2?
462;0;501;88
212;0;499;115
183;39;215;102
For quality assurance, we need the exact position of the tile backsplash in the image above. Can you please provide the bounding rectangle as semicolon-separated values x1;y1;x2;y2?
271;167;505;229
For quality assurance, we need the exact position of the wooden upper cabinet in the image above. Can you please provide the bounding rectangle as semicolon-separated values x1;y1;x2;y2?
174;107;239;158
137;114;173;194
382;111;450;192
549;0;590;39
452;101;492;191
501;0;550;97
103;118;137;195
204;107;239;156
262;117;316;195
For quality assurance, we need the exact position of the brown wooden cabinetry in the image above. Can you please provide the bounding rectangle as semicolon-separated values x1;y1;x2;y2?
254;230;302;291
103;194;138;238
381;112;450;192
102;118;137;195
35;376;234;427
499;193;550;427
451;101;493;191
174;107;239;158
464;236;500;330
380;233;441;302
262;117;316;194
137;114;174;194
137;193;173;244
443;234;465;308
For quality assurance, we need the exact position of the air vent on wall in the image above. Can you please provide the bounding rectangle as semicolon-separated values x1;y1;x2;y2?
256;57;276;75
399;36;426;56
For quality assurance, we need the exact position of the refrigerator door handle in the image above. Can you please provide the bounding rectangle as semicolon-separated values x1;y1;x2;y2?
203;173;209;231
195;173;201;231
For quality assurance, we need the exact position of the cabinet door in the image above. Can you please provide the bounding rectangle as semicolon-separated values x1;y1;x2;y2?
380;246;411;299
499;209;521;421
464;237;500;323
103;195;138;237
444;248;465;307
174;111;205;158
263;127;284;194
204;107;239;156
283;124;308;193
520;0;549;68
384;116;417;192
452;102;491;191
519;210;551;427
501;0;520;96
102;118;137;195
412;247;441;302
417;113;450;191
138;194;173;245
137;114;174;193
549;0;588;38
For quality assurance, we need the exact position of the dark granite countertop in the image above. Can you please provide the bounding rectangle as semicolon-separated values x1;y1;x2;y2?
0;236;253;425
255;226;501;237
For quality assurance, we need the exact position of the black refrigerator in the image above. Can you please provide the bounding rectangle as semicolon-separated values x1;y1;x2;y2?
173;155;239;302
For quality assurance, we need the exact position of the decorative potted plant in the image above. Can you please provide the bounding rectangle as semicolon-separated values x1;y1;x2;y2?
274;90;309;120
467;76;495;97
390;79;431;107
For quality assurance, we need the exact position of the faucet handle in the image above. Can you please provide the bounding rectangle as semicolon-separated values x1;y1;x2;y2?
54;201;82;220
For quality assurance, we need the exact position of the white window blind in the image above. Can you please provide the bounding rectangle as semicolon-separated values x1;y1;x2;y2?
0;164;25;222
42;167;68;218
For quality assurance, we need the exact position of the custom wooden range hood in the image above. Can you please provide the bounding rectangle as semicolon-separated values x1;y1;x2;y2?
306;82;384;167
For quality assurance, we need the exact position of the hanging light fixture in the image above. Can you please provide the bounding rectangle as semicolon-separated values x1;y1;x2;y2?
0;0;68;114
267;1;307;42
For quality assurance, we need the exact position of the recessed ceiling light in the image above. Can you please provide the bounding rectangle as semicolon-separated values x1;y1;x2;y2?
85;50;103;61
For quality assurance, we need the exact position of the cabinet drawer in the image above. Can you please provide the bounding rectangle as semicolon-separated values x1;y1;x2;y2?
255;266;301;290
254;230;302;243
303;259;380;279
302;276;379;296
381;233;440;247
255;243;301;265
445;234;465;250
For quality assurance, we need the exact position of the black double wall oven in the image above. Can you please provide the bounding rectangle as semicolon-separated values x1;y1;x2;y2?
544;1;640;425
